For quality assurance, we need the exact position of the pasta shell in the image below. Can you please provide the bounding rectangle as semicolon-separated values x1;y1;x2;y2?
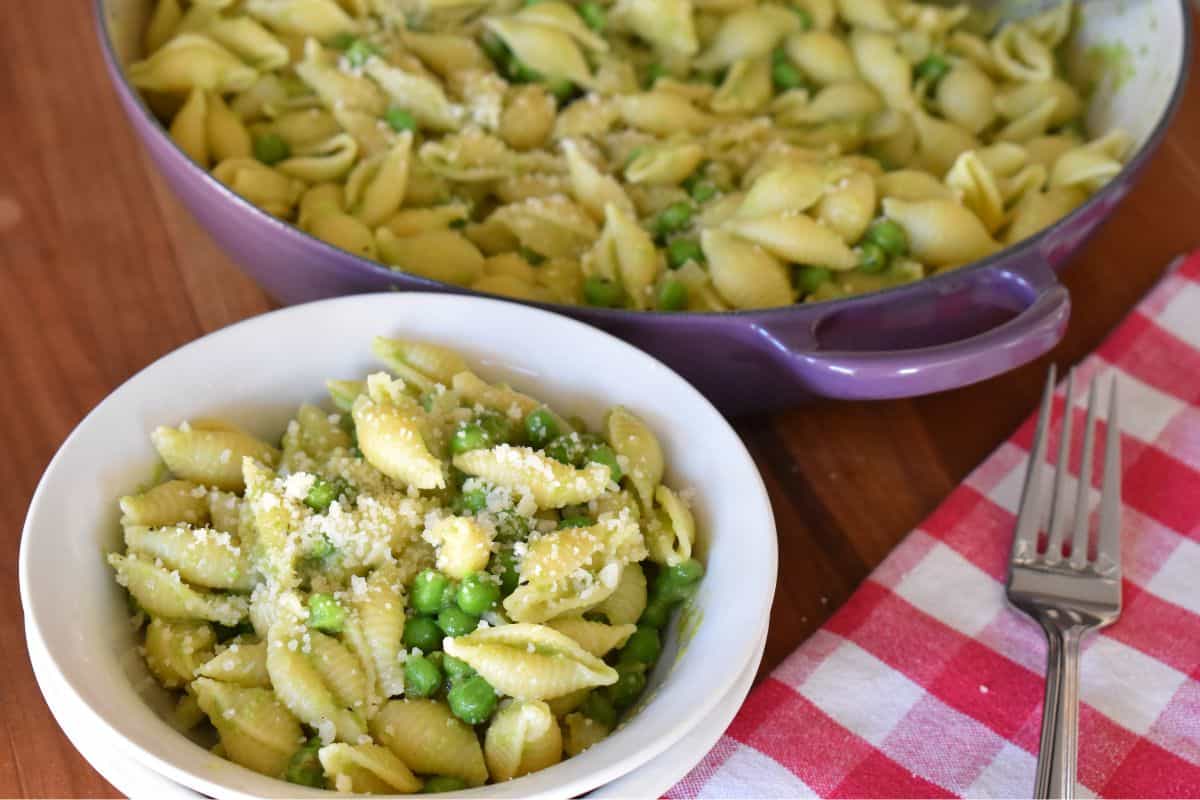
613;0;698;55
377;228;485;287
371;700;488;787
701;229;794;309
563;139;634;220
128;34;258;93
617;92;714;136
816;171;877;243
125;525;255;591
144;618;216;688
453;445;612;508
881;197;1000;266
484;700;564;782
243;0;356;38
851;31;913;111
738;162;827;218
423;516;494;579
694;5;800;69
1004;186;1087;243
108;553;249;626
364;60;462;132
876;169;957;202
120;480;210;528
484;17;593;86
723;212;858;270
605;406;663;510
936;64;996;134
197;640;272;688
647;484;696;567
586;562;647;625
546;616;636;656
784;31;858;86
192;678;302;778
265;622;368;743
583;204;661;310
563;712;609;757
515;2;609;52
443;623;619;699
318;743;422;794
352;372;445;489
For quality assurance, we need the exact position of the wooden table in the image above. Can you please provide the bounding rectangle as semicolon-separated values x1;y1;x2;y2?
2;7;1198;796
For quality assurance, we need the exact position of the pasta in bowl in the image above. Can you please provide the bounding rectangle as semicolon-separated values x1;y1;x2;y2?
128;0;1125;311
20;293;776;798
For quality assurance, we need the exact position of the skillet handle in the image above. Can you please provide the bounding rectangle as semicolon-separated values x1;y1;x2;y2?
758;259;1070;400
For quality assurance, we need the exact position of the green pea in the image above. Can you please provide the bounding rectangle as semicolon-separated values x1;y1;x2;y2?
439;580;459;609
666;238;704;269
451;422;491;453
480;32;509;65
252;133;290;166
619;626;662;666
478;412;519;445
284;736;325;787
792;6;814;30
422;776;468;793
384;107;417;133
645;62;668;88
857;241;889;273
772;60;806;91
448;675;498;724
664;558;705;587
402;615;443;652
606;666;646;709
494;546;521;595
581;690;617;728
304;477;345;513
308;534;336;560
493;509;531;543
442;654;475;683
579;1;606;31
657;278;689;312
453;487;488;515
327;32;357;50
344;38;379;68
583;277;624;308
518;245;546;265
914;54;951;87
587;443;623;482
508;58;541;83
545;432;594;465
794;265;832;294
437;606;478;638
404;654;443;698
412;570;450;615
546;77;576;104
689;180;718;203
864;218;909;257
772;46;789;66
524;408;559;448
306;593;346;633
558;516;593;529
639;594;672;628
456;573;501;615
655;202;694;235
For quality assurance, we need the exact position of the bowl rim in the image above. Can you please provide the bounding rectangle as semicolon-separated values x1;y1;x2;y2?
93;0;1193;320
19;291;778;799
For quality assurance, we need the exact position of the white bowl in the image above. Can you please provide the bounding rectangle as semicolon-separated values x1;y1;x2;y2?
19;293;777;799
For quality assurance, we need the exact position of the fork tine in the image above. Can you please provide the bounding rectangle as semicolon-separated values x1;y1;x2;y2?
1096;378;1122;575
1044;369;1075;564
1013;364;1056;563
1069;377;1099;570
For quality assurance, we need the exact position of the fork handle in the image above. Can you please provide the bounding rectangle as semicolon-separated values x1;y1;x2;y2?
1035;623;1083;799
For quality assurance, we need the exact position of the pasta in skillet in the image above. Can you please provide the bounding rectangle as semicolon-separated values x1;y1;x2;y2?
107;336;705;792
132;0;1124;310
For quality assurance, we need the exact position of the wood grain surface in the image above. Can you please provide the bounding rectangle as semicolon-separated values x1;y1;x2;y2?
1;5;1197;796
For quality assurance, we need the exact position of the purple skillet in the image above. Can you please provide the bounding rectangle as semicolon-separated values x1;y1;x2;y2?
94;0;1193;414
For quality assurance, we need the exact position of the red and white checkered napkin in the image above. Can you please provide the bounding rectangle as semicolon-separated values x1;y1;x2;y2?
669;253;1200;799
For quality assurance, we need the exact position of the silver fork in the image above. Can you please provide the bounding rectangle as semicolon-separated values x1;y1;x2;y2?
1006;366;1123;800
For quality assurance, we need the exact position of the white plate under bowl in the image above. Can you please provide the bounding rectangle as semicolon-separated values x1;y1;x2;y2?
28;612;768;800
20;293;777;799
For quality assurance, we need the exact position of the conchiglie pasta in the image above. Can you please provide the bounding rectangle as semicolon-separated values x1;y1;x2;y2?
197;640;272;687
882;197;1000;267
484;700;564;782
370;700;488;787
443;623;618;700
454;446;612;508
192;678;302;778
317;743;423;793
120;479;210;528
701;229;794;309
108;553;249;626
128;34;258;93
144;618;216;688
352;373;445;489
